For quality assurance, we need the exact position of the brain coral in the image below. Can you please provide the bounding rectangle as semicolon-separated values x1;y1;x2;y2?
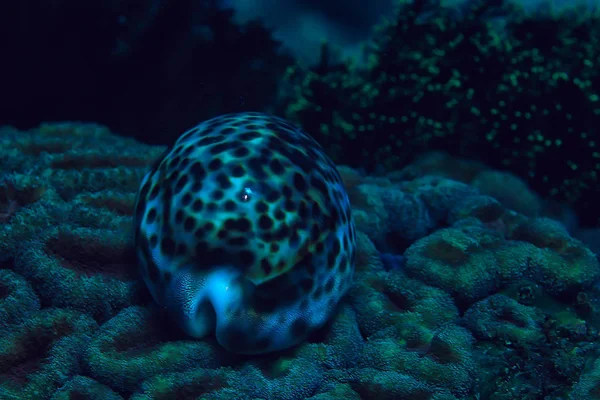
0;118;598;398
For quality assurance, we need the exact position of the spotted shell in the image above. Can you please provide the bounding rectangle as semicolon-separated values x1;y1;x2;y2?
134;112;356;354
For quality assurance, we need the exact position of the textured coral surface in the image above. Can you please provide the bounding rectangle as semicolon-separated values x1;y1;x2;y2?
1;122;599;399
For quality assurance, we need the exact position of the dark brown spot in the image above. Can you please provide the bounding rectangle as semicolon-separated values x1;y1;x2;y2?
160;237;177;256
209;142;230;155
324;277;335;293
182;217;195;233
192;199;203;212
293;173;307;192
149;234;158;248
168;155;182;170
273;225;290;241
224;200;236;211
181;193;192;206
148;185;160;201
208;158;222;171
225;218;251;232
298;201;309;219
174;174;188;194
331;239;341;258
343;236;350;252
191;181;203;192
247;157;267;179
269;159;284;175
261;259;272;275
315;242;324;254
311;176;328;196
146;208;157;224
165;171;179;187
239;131;261;141
234;147;249;158
282;185;293;198
258;215;273;230
284;200;295;212
231;165;245;177
228;236;248;246
161;186;173;235
197;136;222;147
255;201;268;213
339;256;348;272
266;190;281;203
175;210;184;224
310;223;321;242
211;190;224;201
190;162;206;181
216;173;232;189
289;231;300;248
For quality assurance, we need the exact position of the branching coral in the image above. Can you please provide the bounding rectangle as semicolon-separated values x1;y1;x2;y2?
283;0;600;225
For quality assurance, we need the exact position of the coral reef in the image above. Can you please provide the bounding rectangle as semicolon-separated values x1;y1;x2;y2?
0;120;599;399
50;376;123;400
282;0;600;226
0;308;98;399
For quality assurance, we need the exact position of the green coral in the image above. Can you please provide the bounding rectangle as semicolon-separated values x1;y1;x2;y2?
1;117;599;398
403;222;531;306
50;376;123;400
83;306;222;394
0;269;40;331
12;226;142;322
511;217;600;296
0;309;98;399
283;0;600;224
463;294;545;345
571;357;600;398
